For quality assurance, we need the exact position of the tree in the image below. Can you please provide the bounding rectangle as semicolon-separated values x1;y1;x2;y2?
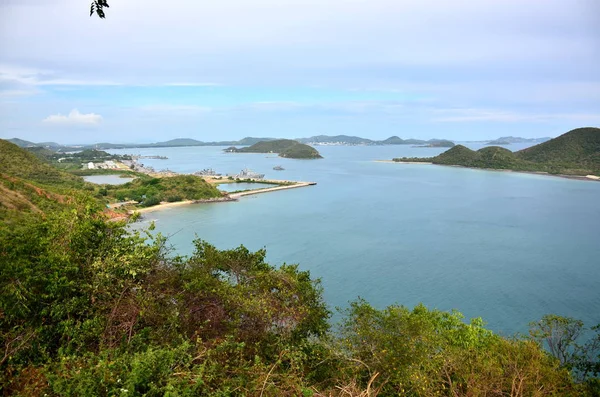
90;0;109;19
530;314;600;380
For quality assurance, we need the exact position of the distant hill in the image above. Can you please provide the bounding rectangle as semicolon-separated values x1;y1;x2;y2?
25;146;56;160
487;136;552;145
393;127;600;176
236;137;276;145
151;138;205;147
418;139;455;148
380;136;408;144
36;141;63;148
227;139;322;159
297;135;374;145
7;138;38;147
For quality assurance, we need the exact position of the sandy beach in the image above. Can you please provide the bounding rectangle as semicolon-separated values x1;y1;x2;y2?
375;160;600;182
128;181;316;214
130;197;235;214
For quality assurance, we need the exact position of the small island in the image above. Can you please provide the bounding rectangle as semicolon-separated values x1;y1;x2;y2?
390;127;600;178
486;136;551;145
412;139;455;148
225;139;323;159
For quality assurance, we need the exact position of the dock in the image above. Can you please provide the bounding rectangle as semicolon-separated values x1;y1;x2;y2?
229;181;316;199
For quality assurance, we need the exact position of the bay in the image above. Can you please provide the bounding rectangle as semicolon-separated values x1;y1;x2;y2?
109;143;600;335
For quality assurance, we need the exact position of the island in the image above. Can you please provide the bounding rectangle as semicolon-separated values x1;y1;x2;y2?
390;127;600;178
412;139;455;148
486;136;551;145
225;139;323;159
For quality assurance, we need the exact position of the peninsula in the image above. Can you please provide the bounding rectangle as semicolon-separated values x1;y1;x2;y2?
389;127;600;178
225;139;323;159
0;139;316;218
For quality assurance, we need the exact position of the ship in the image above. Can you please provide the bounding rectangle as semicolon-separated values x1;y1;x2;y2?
194;168;222;176
273;165;285;171
233;168;265;179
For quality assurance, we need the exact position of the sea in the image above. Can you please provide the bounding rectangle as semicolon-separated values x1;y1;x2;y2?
108;143;600;335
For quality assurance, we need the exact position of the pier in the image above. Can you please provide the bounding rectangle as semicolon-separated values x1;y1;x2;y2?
229;181;316;199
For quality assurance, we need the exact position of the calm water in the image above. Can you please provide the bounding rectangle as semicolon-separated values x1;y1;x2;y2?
109;144;600;335
83;175;135;185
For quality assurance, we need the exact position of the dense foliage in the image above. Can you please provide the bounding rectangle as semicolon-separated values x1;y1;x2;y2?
229;139;323;159
0;140;83;188
517;127;600;172
1;202;330;396
1;199;599;395
104;175;224;206
394;127;600;176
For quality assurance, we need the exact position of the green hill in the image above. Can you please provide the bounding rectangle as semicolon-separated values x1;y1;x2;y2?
422;139;456;148
228;139;323;159
433;145;523;169
0;140;85;221
381;136;409;144
7;137;38;147
394;128;600;176
516;127;600;172
0;139;83;187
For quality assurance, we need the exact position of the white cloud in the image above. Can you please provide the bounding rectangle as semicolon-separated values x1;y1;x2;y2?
43;109;103;125
431;108;600;123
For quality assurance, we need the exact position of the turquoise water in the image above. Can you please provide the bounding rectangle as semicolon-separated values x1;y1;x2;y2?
110;144;600;335
83;175;135;185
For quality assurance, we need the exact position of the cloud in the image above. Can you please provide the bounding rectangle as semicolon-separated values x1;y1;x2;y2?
43;109;103;125
431;108;600;123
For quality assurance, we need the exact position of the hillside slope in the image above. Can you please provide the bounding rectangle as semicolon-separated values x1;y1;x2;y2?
516;127;600;172
393;127;600;176
0;139;83;187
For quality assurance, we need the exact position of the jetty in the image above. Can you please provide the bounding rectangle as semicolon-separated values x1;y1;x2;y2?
229;181;316;199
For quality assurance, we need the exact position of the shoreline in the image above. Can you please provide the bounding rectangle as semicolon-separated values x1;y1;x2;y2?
129;181;317;215
376;160;600;182
374;160;433;165
130;197;236;214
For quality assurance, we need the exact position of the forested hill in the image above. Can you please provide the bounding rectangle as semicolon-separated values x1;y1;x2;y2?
227;139;323;159
0;139;84;187
516;127;600;168
394;127;600;176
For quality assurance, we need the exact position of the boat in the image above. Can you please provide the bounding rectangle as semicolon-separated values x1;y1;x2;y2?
194;168;222;176
233;168;265;179
273;165;285;171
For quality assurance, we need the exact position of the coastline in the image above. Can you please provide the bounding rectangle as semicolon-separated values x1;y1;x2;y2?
377;160;600;182
374;160;433;165
128;181;317;215
130;197;236;214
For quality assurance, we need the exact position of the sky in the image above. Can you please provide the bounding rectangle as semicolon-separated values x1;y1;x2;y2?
0;0;599;144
